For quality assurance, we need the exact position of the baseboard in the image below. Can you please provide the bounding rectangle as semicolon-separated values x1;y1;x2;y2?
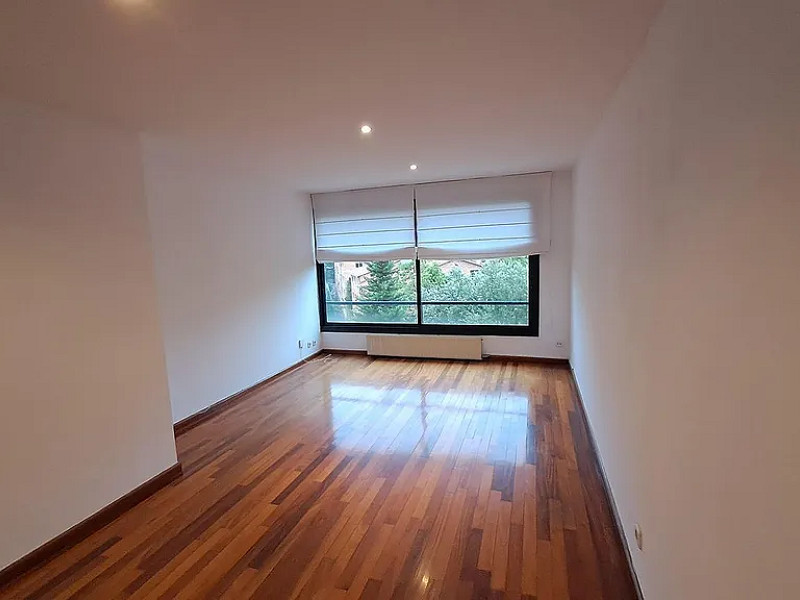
567;365;645;600
483;354;570;366
173;350;323;437
0;462;182;590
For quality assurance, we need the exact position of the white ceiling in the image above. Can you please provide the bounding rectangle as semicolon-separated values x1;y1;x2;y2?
0;0;663;190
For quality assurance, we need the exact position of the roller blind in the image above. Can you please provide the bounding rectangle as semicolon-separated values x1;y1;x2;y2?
415;172;551;259
312;185;415;262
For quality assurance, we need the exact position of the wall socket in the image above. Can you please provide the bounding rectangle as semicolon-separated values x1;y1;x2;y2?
634;523;644;550
556;341;564;348
299;339;318;350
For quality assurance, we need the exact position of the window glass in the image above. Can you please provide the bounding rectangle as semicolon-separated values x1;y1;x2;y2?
322;260;417;324
420;257;528;326
321;256;531;328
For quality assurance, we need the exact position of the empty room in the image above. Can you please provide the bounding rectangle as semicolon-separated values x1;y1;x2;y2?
1;0;798;598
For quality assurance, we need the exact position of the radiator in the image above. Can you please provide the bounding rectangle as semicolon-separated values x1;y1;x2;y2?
366;334;482;360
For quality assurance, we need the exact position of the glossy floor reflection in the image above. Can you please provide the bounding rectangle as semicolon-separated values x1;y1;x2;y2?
2;354;637;600
327;380;530;458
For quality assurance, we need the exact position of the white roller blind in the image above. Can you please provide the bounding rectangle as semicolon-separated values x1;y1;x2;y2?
312;185;415;262
415;172;552;259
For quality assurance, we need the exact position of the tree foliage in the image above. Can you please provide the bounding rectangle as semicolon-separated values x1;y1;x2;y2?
326;257;529;325
358;261;415;322
420;258;528;325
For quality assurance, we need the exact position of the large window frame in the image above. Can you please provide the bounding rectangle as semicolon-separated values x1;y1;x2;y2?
316;255;539;336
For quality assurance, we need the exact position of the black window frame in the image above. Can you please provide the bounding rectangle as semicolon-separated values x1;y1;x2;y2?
316;254;540;337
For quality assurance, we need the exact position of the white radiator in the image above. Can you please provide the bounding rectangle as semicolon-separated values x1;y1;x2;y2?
366;334;482;360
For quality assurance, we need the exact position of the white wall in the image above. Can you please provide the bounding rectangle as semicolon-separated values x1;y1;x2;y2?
322;170;573;358
0;100;178;570
571;1;800;598
141;137;320;423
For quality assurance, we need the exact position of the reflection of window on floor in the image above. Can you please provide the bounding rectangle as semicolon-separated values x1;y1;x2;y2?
327;382;529;457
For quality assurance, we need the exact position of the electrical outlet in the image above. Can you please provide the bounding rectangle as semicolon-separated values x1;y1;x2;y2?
312;340;317;347
306;342;312;348
556;342;564;348
634;524;644;550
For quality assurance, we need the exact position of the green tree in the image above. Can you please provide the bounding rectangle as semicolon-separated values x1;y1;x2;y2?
360;261;413;322
422;268;480;324
397;261;417;300
471;257;528;324
420;261;447;289
421;258;528;325
472;257;527;302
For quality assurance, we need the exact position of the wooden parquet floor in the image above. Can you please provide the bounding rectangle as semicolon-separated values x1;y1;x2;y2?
1;353;636;599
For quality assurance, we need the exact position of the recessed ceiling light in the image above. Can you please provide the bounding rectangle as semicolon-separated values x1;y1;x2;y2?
109;0;153;13
360;124;373;135
112;0;149;7
409;164;418;170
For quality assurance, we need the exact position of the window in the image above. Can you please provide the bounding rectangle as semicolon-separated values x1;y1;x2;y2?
322;260;417;324
420;257;529;326
317;255;539;335
312;172;549;336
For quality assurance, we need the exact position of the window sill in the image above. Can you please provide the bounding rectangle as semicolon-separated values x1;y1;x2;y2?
320;323;539;337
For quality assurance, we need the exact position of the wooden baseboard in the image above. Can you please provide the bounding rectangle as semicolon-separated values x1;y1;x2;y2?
483;354;570;366
567;366;645;600
173;350;323;437
0;462;182;590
